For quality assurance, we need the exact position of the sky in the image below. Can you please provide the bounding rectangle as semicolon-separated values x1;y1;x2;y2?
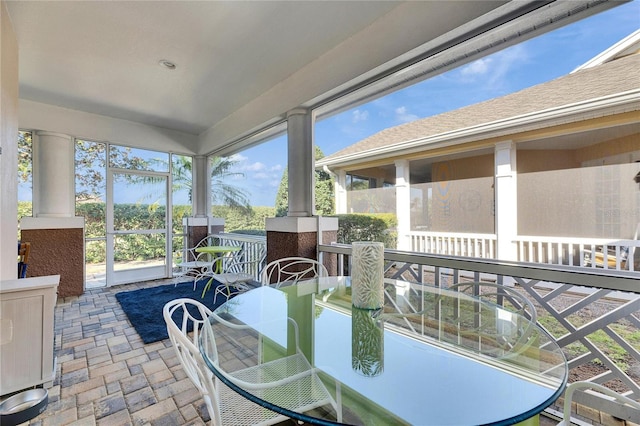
223;0;640;208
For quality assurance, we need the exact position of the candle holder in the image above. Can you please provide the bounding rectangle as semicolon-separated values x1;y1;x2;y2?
351;241;384;310
352;307;384;377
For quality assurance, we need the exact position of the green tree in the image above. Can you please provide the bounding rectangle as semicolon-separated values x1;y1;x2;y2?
138;155;251;211
209;156;251;209
18;131;32;185
75;140;152;202
274;146;334;217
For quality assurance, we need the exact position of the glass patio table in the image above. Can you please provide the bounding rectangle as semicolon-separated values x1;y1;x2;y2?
199;276;567;425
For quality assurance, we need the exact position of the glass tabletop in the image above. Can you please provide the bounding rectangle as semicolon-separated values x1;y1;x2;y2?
199;276;567;425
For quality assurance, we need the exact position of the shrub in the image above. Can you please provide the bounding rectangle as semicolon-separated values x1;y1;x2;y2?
332;213;397;249
212;205;275;231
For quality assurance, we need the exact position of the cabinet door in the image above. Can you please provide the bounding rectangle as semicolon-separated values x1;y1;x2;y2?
0;287;56;395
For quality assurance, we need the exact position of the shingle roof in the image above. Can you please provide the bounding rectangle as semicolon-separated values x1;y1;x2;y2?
322;53;639;162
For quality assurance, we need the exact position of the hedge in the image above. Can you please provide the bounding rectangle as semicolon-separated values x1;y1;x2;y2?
19;202;398;262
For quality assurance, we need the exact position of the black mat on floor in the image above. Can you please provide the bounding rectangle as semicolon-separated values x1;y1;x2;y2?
115;280;227;344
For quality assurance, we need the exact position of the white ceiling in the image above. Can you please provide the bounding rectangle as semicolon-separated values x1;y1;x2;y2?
8;1;620;157
6;0;517;155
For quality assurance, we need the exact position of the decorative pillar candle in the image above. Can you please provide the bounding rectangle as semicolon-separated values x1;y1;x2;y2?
351;241;384;310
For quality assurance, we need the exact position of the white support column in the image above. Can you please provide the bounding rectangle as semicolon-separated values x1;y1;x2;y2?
192;155;209;217
287;108;315;217
495;141;518;261
335;169;347;214
395;159;411;251
33;131;75;217
1;8;19;280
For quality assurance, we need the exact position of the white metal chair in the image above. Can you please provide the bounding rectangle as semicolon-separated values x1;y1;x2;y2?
260;257;329;287
163;298;286;425
164;298;340;425
557;381;640;426
173;236;216;289
203;249;266;303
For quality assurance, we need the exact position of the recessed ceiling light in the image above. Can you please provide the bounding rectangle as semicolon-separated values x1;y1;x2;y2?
158;59;176;70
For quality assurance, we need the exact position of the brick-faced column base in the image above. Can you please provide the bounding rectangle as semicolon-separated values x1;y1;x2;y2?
21;217;85;297
265;216;338;277
183;217;224;259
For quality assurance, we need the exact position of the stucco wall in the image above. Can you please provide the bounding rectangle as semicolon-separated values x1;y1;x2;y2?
576;133;640;164
1;0;19;280
517;150;579;173
21;228;84;297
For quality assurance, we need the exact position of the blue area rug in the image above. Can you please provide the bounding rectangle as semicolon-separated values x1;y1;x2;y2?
115;280;228;344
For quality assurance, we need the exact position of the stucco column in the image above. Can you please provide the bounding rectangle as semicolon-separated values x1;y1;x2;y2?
185;155;223;250
22;131;85;296
265;109;339;275
0;5;19;280
395;159;411;251
495;141;517;261
287;108;314;217
33;131;75;217
335;169;347;214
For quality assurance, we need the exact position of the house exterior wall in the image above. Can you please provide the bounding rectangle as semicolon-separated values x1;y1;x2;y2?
517;150;579;173
342;125;640;242
432;154;493;181
576;132;640;164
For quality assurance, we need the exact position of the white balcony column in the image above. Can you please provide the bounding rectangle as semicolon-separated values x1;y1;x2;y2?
395;159;411;251
335;169;347;214
192;155;209;217
287;108;315;217
494;141;517;261
33;131;75;217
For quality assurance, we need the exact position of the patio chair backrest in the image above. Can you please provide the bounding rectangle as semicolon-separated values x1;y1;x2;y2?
163;298;223;425
260;257;328;286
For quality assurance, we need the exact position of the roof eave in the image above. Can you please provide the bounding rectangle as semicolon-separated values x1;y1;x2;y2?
317;89;640;170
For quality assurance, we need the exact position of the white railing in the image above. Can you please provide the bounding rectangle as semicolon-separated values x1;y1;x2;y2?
409;231;496;259
407;231;638;272
210;232;267;281
516;235;639;272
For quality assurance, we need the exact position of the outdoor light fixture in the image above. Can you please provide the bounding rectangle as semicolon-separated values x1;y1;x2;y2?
158;59;176;70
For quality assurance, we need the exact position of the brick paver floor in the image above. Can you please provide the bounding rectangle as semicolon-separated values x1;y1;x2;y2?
14;279;302;426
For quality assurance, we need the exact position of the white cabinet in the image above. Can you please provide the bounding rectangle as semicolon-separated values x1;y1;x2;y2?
0;276;59;396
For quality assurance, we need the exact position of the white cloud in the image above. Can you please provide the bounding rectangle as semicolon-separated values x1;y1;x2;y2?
395;106;418;123
457;44;529;86
244;161;266;172
352;109;369;123
461;57;492;76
